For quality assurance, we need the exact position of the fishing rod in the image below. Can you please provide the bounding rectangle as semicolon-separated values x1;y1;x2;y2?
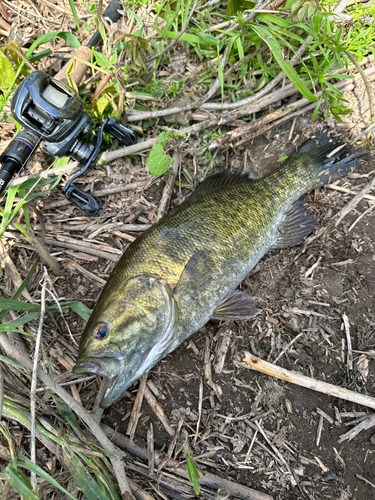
0;0;136;215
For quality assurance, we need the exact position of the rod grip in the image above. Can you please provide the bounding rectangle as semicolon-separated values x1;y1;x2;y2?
54;46;91;86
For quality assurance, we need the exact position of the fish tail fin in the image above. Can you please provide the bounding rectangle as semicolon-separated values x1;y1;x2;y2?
295;128;370;187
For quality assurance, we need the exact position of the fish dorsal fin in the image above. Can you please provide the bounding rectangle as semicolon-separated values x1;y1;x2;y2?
212;290;261;320
192;172;252;197
270;201;318;251
175;249;216;299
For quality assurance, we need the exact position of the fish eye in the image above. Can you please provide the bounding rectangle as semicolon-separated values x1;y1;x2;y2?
94;324;108;340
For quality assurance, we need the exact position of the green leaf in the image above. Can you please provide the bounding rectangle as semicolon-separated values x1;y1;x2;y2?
217;44;224;98
226;0;255;15
53;156;71;167
277;156;289;162
311;96;323;120
14;457;78;500
325;73;354;79
125;6;144;37
157;131;168;146
93;49;111;69
147;144;173;176
25;32;80;59
63;447;113;500
165;31;218;46
288;0;319;22
0;183;18;233
69;301;92;321
251;24;317;102
0;51;15;91
5;461;41;500
186;456;200;495
0;354;27;371
68;0;82;34
28;48;52;63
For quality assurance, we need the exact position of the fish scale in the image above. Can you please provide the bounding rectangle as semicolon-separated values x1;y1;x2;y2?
73;131;369;407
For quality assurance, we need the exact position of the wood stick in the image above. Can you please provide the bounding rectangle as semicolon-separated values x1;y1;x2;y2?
327;184;375;202
155;152;180;222
44;181;146;210
144;386;174;437
238;354;375;410
214;327;232;374
334;173;375;227
127;374;148;441
44;238;120;262
339;414;375;443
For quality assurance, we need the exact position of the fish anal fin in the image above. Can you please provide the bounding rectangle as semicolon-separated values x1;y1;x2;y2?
271;201;318;251
212;290;261;321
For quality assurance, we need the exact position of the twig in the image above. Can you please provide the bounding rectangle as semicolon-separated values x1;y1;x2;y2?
155;152;180;222
100;138;158;163
348;203;375;232
30;269;48;491
7;162;79;189
356;474;375;489
193;379;203;445
148;0;200;62
43;180;146;210
0;334;135;498
237;354;375;410
147;423;154;477
144;386;174;436
128;47;229;123
350;122;375;144
273;332;303;364
316;415;324;447
255;420;297;487
342;313;353;370
327;183;375;202
0;241;33;302
339;414;375;442
157;417;184;473
211;66;375;149
214;327;232;374
127;374;148;441
44;238;120;262
334;173;375;227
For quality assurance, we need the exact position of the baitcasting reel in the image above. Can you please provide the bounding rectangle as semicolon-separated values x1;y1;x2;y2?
0;70;137;215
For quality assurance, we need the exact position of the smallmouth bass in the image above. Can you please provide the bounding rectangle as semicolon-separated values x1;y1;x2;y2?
73;130;368;407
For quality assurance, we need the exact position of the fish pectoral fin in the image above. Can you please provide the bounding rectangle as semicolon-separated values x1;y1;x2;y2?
175;249;216;299
270;201;318;251
212;290;261;320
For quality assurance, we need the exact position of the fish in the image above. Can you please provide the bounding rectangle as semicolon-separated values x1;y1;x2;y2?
73;130;368;408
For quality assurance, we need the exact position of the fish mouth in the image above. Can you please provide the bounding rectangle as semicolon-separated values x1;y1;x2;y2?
72;356;122;380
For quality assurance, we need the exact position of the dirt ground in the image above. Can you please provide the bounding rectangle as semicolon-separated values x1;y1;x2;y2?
1;9;375;500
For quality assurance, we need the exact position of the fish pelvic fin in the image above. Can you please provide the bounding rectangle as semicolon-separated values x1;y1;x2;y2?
270;201;318;251
212;290;261;320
